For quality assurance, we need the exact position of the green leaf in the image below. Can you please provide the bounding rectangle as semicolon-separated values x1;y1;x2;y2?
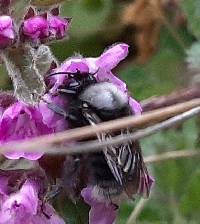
180;168;200;219
0;65;11;90
62;0;112;37
181;0;200;39
55;196;89;224
119;26;186;100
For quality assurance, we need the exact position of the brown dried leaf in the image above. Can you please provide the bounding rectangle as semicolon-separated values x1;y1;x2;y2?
121;0;163;64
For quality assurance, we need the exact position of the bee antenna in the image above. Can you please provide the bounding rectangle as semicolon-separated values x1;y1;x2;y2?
46;67;99;78
88;68;99;76
46;71;74;78
93;68;99;75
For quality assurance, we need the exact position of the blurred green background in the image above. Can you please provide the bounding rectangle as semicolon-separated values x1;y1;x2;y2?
1;0;200;223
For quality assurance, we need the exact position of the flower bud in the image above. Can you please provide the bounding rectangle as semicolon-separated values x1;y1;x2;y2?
0;15;15;49
22;15;49;42
48;16;71;39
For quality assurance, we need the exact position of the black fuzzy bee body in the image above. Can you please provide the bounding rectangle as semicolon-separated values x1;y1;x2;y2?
48;71;151;200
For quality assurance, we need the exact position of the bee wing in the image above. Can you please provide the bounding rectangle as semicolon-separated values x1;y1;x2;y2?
82;109;152;198
101;131;153;198
123;140;153;198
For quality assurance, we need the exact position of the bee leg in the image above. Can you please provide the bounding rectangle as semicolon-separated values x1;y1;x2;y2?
58;88;77;95
41;203;51;219
47;103;68;118
44;183;63;202
47;102;78;121
40;183;63;218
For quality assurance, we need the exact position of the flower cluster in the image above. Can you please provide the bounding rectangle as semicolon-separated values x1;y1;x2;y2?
0;7;70;49
0;102;53;160
21;8;71;43
0;2;153;224
0;178;65;224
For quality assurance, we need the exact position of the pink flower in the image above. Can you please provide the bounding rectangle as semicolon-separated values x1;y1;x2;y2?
81;187;118;224
138;174;154;198
0;101;53;160
21;8;71;43
0;15;15;48
39;94;68;132
47;43;141;114
0;180;65;224
22;15;49;42
95;43;129;71
129;97;142;115
48;16;71;39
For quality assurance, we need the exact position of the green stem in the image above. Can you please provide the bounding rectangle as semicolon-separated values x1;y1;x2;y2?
1;44;46;105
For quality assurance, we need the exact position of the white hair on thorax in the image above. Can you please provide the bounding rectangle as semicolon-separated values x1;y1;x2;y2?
80;82;128;110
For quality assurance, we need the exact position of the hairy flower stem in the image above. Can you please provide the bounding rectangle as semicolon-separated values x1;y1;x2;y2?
0;0;30;23
1;44;46;105
31;0;64;7
0;0;10;15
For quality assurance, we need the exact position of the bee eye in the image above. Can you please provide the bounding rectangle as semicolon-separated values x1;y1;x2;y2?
82;102;88;108
68;80;79;88
68;74;75;78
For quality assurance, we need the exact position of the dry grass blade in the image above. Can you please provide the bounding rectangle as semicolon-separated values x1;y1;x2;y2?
126;198;149;224
0;101;199;154
59;106;200;154
144;149;200;164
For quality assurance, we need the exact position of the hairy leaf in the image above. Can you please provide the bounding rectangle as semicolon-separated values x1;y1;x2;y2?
181;0;200;39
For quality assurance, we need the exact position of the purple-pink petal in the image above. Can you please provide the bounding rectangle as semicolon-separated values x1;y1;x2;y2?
49;59;90;93
22;16;49;41
81;187;118;224
129;97;142;115
0;179;66;224
0;176;9;195
96;43;129;71
0;107;4;117
32;203;66;224
0;16;12;30
0;15;15;48
0;102;53;160
48;43;129;93
39;94;68;132
49;16;71;39
138;173;154;198
95;70;127;93
0;180;38;223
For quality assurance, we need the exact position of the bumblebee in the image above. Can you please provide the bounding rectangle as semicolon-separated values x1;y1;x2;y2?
48;70;151;201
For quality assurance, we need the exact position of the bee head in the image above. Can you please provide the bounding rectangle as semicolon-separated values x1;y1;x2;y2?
80;82;131;120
